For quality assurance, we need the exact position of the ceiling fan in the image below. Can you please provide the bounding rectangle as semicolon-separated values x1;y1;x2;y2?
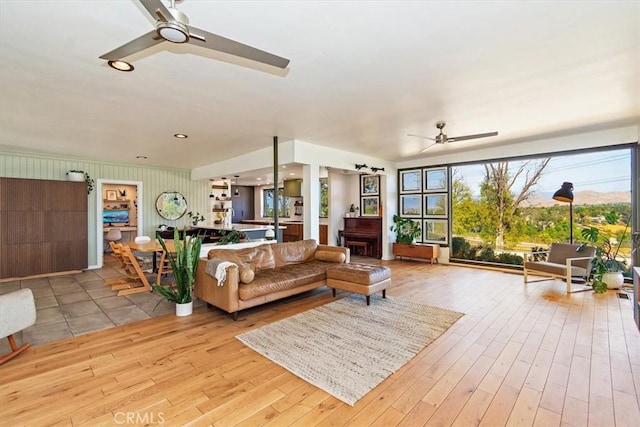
408;122;498;153
99;0;290;69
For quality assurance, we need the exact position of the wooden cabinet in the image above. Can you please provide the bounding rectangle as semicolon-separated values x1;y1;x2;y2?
319;224;328;245
0;177;88;278
393;243;439;264
283;223;303;242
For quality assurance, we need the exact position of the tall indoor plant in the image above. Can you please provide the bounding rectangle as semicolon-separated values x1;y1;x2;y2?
390;214;422;244
152;228;204;316
580;227;626;293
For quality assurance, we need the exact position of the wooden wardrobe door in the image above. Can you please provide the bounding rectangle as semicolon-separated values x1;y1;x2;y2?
0;178;87;279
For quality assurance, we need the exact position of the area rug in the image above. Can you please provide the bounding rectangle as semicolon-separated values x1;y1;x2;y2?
236;295;464;405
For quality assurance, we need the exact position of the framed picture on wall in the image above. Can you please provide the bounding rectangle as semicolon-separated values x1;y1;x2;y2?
424;193;447;217
360;175;380;196
424;219;448;244
361;196;380;216
424;167;447;192
400;169;421;193
400;195;422;217
106;190;117;201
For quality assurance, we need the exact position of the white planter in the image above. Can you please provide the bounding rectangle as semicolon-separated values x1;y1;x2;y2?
602;271;624;290
175;301;193;316
66;171;84;182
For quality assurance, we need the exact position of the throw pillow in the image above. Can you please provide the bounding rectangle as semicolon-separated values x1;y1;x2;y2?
315;250;346;263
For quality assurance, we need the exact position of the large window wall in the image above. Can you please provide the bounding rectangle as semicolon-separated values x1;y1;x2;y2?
449;147;633;271
398;146;634;272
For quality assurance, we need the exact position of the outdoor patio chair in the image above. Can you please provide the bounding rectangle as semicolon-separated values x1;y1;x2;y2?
523;242;596;293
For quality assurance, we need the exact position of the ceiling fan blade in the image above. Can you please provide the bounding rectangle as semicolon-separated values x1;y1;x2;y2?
448;131;498;143
138;0;173;23
99;30;165;60
420;142;438;153
186;25;290;69
407;133;436;141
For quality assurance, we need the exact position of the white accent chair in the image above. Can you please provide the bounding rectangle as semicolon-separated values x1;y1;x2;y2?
523;243;596;293
0;288;36;364
104;228;123;252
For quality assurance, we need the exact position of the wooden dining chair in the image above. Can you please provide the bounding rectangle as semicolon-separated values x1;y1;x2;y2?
108;245;154;296
156;249;174;286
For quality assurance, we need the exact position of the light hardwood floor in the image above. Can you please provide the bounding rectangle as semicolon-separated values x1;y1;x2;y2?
1;260;639;426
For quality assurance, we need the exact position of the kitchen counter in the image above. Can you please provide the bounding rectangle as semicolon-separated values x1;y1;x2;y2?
196;223;285;231
194;223;285;241
240;220;304;241
240;220;303;224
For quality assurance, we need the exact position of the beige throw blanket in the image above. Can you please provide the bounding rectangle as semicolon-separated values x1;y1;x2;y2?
205;259;237;286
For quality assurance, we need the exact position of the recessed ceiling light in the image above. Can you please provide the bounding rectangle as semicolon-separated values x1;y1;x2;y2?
256;177;262;181
136;155;147;160
289;172;295;176
107;60;134;72
174;133;188;139
282;165;287;169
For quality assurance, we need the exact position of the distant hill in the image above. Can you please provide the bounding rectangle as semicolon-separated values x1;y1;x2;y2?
522;191;630;207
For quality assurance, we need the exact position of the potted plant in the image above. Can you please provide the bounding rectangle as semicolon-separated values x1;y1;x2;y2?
218;229;247;245
580;227;626;293
390;214;422;244
66;170;94;194
187;211;205;226
152;228;204;316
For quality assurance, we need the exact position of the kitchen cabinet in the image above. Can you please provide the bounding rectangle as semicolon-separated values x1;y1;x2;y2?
231;186;254;223
319;224;328;245
282;223;303;242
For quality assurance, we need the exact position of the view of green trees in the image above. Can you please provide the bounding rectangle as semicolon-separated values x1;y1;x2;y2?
320;178;329;217
451;152;632;271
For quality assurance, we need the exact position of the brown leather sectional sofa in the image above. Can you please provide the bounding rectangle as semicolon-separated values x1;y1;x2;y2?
194;239;350;319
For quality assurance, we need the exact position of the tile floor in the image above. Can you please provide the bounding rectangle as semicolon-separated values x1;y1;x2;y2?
0;255;203;353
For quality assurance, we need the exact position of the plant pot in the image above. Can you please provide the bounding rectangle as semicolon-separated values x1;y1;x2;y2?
175;301;193;316
602;271;624;289
67;171;84;182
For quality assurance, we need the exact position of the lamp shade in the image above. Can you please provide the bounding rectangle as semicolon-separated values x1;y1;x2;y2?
552;182;574;203
283;179;302;197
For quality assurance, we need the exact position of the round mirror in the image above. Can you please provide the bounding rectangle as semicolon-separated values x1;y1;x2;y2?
156;191;188;220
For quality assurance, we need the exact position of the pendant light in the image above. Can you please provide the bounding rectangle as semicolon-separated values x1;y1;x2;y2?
234;175;240;197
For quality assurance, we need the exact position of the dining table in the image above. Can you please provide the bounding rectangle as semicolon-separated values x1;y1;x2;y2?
126;239;175;272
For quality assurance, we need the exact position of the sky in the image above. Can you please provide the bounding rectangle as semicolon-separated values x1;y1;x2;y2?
453;149;631;197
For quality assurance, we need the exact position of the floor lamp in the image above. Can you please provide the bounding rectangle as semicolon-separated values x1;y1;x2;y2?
552;181;574;243
552;181;590;290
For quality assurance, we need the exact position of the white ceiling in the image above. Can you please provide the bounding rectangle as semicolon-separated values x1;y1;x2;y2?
1;1;638;180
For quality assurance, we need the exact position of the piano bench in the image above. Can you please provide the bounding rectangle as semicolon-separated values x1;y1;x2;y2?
326;263;391;305
346;241;368;257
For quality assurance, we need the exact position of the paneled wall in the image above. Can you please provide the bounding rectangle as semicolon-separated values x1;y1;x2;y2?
0;153;210;268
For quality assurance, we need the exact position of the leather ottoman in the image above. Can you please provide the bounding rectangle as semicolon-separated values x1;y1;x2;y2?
326;263;391;305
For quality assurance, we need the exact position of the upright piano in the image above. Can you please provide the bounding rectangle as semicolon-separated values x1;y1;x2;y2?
343;217;382;259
